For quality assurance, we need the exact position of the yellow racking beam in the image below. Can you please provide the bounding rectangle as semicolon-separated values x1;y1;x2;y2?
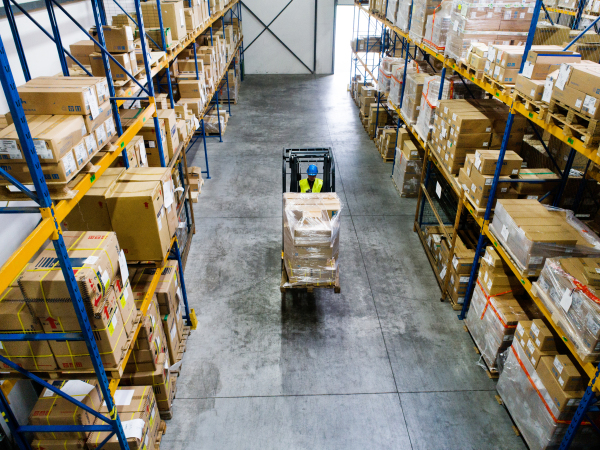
0;104;156;295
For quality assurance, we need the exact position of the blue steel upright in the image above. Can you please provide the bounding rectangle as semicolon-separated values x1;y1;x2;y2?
3;0;30;81
0;33;131;450
133;0;167;167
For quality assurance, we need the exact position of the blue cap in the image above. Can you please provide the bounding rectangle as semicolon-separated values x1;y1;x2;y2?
307;164;318;176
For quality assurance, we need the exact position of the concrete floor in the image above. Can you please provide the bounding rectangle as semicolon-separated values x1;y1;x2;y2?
162;74;526;450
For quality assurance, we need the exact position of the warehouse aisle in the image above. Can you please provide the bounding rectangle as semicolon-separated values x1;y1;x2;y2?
161;74;526;450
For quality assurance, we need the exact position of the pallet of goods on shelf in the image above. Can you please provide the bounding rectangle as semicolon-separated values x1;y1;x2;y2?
398;70;431;125
0;76;115;186
408;0;439;44
0;231;136;372
497;339;596;450
464;246;529;374
488;199;600;277
392;128;423;196
533;257;600;364
422;0;451;53
444;0;533;63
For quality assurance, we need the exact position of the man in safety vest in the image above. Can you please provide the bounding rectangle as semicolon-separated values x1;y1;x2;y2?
299;164;323;193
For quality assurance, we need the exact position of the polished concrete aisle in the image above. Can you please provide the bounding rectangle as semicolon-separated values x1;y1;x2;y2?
161;75;526;450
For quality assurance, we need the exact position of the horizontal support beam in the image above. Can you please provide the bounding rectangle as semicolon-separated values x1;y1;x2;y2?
0;333;83;341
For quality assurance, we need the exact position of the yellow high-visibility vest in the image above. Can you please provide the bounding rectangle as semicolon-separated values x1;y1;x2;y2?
299;178;323;193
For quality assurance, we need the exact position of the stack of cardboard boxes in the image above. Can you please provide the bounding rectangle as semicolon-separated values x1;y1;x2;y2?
465;246;527;372
27;382;162;450
392;128;422;197
61;167;178;262
0;231;137;371
187;166;204;202
431;99;526;176
0;76;114;184
282;193;341;287
375;127;397;160
489;199;600;277
497;335;591;449
89;25;139;83
534;257;600;363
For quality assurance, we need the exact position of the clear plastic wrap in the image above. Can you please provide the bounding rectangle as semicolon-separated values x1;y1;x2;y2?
386;0;399;23
443;0;531;61
283;193;342;287
409;0;440;43
388;61;419;106
489;200;600;277
533;258;600;363
414;75;453;142
205;115;225;134
423;1;452;51
400;72;428;124
392;151;422;197
395;0;412;32
465;282;527;371
497;341;595;450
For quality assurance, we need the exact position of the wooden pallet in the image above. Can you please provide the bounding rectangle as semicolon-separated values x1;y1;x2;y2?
280;265;341;294
466;64;484;80
544;99;600;147
513;91;547;121
154;420;167;449
463;324;500;379
483;75;514;96
175;326;191;364
495;394;523;437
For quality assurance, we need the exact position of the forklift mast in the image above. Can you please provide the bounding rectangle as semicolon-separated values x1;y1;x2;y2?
282;147;336;193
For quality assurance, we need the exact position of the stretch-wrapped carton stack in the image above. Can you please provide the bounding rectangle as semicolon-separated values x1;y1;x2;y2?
497;339;595;450
489;199;600;276
534;257;600;363
283;193;341;287
465;246;526;371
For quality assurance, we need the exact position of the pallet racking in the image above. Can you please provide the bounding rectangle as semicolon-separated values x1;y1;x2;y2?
0;1;243;449
351;1;599;447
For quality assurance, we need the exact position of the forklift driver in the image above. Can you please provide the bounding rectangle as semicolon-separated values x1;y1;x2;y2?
299;164;323;193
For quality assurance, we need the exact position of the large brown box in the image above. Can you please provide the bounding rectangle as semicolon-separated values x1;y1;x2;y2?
94;25;135;53
61;167;125;232
551;355;584;391
137;119;169;166
0;288;57;371
107;180;171;261
29;380;102;440
157;109;180;160
473;149;522;176
68;40;95;67
141;1;186;40
537;356;585;418
18;85;98;116
529;319;556;352
90;51;137;82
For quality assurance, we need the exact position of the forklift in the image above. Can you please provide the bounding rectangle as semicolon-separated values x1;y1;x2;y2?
281;147;340;293
282;147;336;193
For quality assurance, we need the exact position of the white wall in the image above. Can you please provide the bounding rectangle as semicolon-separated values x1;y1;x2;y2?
242;0;336;74
0;3;97;268
0;2;97;114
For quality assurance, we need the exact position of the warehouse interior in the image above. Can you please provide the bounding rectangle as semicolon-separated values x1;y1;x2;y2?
1;1;600;450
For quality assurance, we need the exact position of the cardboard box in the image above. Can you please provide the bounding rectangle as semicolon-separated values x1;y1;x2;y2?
142;0;186;41
524;338;558;368
120;353;172;411
88;386;159;450
178;79;206;101
0;289;57;371
29;380;102;439
18;84;99;116
551;355;584;391
117;167;178;238
514;169;560;195
157;109;180;160
473;149;522;176
529;319;556;352
90;51;137;82
25;76;109;105
95;26;135;53
21;231;120;318
107;180;171;261
537;356;585;417
515;320;533;348
61;167;124;231
401;140;420;160
137;119;169;166
31;115;87;163
3;150;79;184
515;75;545;101
523;50;581;80
68;40;96;67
